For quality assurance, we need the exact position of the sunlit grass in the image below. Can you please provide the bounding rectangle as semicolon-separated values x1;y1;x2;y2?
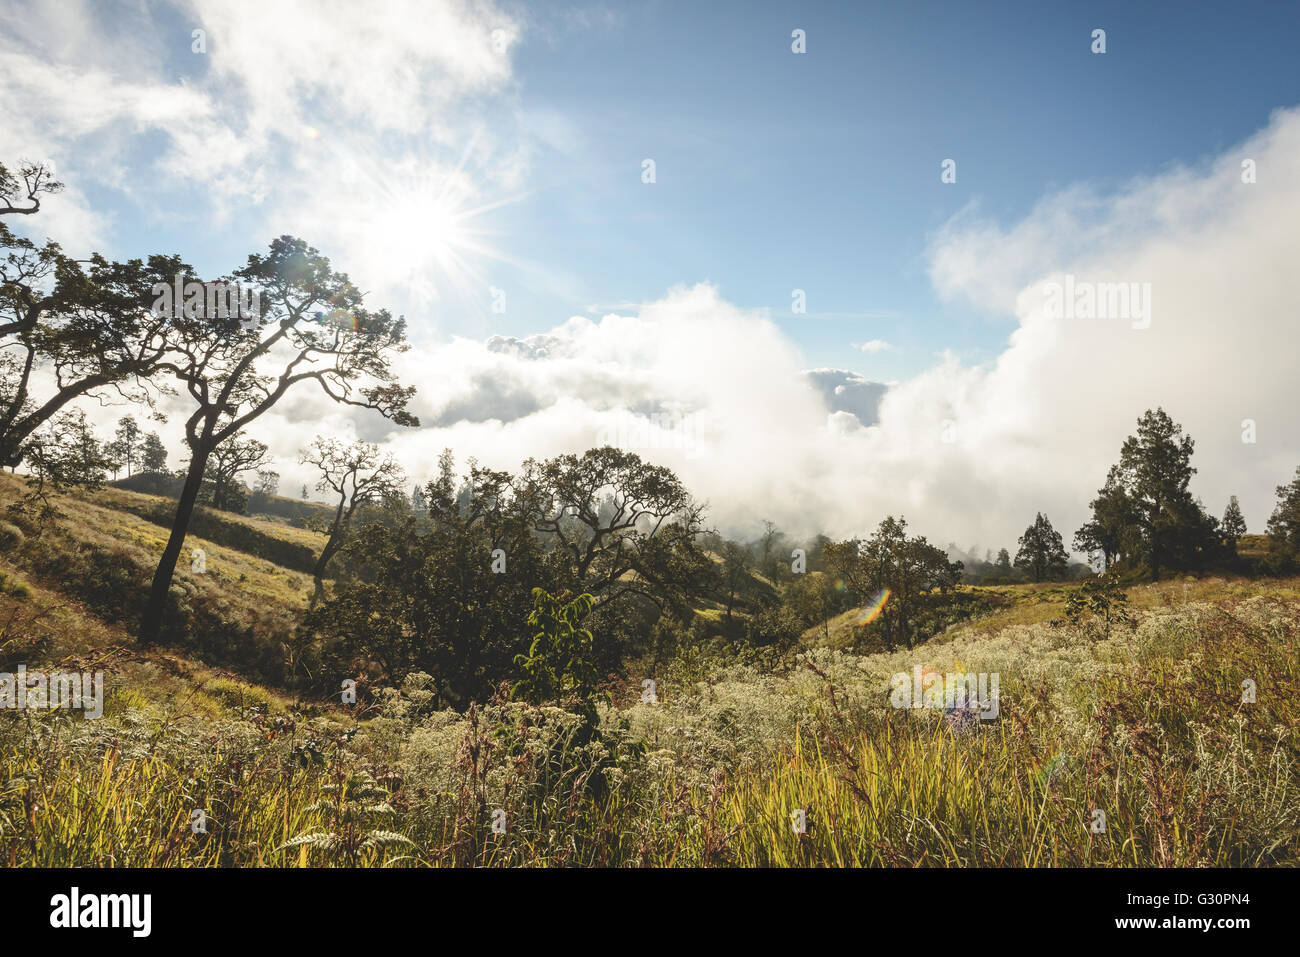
0;474;1295;867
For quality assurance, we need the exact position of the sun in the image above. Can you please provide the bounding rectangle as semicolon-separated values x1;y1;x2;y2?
351;150;521;307
373;189;466;273
305;133;528;311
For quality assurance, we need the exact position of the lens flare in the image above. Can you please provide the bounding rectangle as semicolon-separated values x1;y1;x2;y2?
856;588;891;625
1035;751;1069;788
312;308;363;332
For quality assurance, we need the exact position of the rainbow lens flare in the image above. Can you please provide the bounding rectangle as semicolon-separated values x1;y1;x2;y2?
856;588;891;625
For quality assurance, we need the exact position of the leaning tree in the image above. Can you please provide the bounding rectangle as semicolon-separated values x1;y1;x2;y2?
140;236;418;644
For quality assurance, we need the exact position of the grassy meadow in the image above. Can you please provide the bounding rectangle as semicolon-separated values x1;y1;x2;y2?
0;476;1296;867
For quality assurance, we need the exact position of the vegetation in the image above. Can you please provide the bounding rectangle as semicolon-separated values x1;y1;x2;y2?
2;158;1298;868
1;503;1296;866
1014;512;1069;582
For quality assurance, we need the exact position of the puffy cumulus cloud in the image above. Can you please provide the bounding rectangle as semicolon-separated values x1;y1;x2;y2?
912;106;1300;548
0;0;524;266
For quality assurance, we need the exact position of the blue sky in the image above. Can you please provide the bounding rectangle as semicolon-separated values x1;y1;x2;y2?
507;0;1300;377
4;0;1299;544
33;0;1300;381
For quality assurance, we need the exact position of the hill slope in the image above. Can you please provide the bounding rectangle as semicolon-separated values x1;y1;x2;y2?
0;476;1296;867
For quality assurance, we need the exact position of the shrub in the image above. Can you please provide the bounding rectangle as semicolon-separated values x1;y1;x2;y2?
1064;571;1134;639
0;522;24;552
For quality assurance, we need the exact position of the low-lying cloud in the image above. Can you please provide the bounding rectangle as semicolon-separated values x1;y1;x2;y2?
49;68;1300;552
253;106;1296;550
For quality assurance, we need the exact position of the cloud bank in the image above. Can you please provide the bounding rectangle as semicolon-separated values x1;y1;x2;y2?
230;107;1298;549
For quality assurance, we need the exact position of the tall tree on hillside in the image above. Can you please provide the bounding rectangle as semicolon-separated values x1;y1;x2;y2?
1014;512;1069;582
1;160;188;470
1221;496;1247;554
995;547;1012;576
205;433;269;512
140;432;167;473
1113;408;1214;580
139;236;418;644
824;516;961;649
1073;465;1140;570
1265;467;1300;569
301;436;405;591
107;415;144;477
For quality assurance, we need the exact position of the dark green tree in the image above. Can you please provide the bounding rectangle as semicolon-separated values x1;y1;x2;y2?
1014;512;1069;582
1073;465;1140;569
304;459;545;705
1221;496;1247;554
1111;408;1213;580
824;516;961;649
140;432;167;473
1266;467;1300;570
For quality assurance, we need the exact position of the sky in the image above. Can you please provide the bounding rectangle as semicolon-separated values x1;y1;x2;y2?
3;0;1299;551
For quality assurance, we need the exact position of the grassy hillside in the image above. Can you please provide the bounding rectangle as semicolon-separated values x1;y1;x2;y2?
0;477;1296;866
0;473;322;679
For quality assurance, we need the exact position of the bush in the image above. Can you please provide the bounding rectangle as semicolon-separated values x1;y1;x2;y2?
1064;571;1134;639
0;522;24;552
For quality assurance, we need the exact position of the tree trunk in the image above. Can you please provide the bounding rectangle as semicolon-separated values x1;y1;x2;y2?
309;496;351;607
211;473;227;512
141;445;210;644
0;373;113;468
313;497;349;578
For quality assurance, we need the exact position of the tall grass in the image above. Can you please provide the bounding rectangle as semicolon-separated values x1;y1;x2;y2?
3;588;1295;867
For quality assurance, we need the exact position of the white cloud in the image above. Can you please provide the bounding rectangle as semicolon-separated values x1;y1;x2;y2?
0;0;526;277
853;339;893;354
217;107;1300;552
